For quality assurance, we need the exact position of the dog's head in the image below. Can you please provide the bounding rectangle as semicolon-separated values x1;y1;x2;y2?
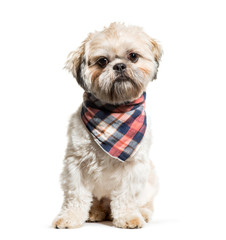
65;22;162;104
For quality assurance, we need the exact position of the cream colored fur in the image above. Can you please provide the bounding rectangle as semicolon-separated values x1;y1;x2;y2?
53;22;162;229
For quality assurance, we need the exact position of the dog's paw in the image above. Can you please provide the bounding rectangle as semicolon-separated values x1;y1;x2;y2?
140;207;153;222
52;211;84;229
113;213;145;229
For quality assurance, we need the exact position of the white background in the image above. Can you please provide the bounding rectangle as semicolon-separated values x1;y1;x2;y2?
0;0;226;239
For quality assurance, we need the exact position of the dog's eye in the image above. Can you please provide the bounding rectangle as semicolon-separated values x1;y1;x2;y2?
128;53;139;63
97;58;109;68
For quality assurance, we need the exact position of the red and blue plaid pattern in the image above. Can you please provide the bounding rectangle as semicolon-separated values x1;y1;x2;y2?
81;92;147;161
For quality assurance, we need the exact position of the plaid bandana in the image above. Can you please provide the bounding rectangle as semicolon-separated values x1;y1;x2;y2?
81;92;147;161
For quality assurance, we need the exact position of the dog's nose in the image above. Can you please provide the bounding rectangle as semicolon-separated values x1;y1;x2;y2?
113;63;127;72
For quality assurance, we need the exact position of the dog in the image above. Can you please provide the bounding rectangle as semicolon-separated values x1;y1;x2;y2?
53;22;162;229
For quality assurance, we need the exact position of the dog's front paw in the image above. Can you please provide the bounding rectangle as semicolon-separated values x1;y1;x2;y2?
52;211;84;229
113;212;145;229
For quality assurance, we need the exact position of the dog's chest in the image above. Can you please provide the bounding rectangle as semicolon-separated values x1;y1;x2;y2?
83;153;125;199
70;107;151;199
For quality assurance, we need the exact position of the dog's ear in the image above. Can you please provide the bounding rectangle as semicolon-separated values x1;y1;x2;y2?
64;34;93;90
149;38;162;66
149;38;162;80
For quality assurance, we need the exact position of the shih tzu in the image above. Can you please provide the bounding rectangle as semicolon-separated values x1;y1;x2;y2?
53;22;162;229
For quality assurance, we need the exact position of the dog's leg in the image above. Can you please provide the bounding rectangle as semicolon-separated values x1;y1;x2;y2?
53;156;92;229
110;161;150;229
110;159;158;228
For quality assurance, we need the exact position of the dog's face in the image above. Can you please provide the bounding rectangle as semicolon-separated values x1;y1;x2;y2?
65;23;162;104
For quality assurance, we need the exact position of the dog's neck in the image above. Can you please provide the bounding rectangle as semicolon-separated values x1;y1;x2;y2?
82;92;146;113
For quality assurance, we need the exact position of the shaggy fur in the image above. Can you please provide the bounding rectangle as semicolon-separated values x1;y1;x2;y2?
53;22;162;229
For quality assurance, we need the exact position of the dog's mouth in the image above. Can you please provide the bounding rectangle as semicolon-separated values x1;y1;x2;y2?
92;71;144;105
108;73;143;104
114;73;134;84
